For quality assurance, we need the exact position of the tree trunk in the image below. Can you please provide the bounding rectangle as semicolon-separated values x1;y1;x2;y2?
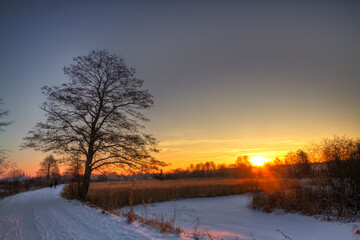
77;161;92;200
129;176;134;214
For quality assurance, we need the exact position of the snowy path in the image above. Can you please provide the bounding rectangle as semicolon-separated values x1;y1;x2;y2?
128;195;359;240
1;187;358;240
0;186;185;240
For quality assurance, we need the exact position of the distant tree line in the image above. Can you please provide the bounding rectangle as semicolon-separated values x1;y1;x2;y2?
156;156;252;180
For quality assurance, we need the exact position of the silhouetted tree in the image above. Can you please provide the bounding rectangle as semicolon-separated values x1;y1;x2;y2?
294;149;311;178
5;168;25;194
321;136;360;215
235;155;251;177
23;50;166;199
284;151;297;166
37;155;60;181
63;152;84;190
0;99;12;132
0;99;12;177
283;150;311;178
0;155;8;177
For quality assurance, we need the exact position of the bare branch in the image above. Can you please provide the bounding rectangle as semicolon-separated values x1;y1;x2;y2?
22;50;165;199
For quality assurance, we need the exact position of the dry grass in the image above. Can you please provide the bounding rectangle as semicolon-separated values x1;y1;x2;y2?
62;178;300;211
249;181;359;222
121;210;182;234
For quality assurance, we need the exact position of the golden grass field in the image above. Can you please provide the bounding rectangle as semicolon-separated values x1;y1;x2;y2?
61;178;300;211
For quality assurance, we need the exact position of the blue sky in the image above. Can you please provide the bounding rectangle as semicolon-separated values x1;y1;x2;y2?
1;0;360;174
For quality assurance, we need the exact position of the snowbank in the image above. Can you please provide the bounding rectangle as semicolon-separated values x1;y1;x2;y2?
125;194;359;240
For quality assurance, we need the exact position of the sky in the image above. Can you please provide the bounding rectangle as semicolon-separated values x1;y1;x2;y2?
0;0;360;176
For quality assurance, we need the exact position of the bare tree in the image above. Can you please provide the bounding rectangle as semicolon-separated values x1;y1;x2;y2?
235;155;251;177
0;99;12;132
295;149;312;178
321;136;360;215
0;99;12;177
23;50;166;199
63;152;84;191
37;155;60;181
5;167;25;194
0;151;9;177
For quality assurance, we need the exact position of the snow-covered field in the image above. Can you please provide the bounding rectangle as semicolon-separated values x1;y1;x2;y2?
126;195;359;240
0;186;186;240
1;186;358;240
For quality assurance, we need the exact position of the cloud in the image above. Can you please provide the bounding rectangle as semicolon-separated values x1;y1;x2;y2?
159;138;250;147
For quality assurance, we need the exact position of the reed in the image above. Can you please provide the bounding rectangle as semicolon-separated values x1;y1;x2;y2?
62;178;300;211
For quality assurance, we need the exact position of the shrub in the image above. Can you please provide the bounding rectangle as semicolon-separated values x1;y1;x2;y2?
250;182;359;221
61;182;79;199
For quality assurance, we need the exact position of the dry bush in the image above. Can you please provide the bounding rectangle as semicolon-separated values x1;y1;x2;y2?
61;182;78;199
139;214;181;234
250;187;324;215
250;181;359;221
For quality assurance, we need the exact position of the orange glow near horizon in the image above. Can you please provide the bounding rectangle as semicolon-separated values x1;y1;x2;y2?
249;156;270;167
7;137;341;176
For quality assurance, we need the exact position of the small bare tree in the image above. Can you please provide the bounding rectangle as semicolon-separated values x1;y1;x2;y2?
5;167;25;194
283;149;312;178
23;50;166;199
63;152;84;191
37;155;60;182
0;99;12;132
0;99;12;177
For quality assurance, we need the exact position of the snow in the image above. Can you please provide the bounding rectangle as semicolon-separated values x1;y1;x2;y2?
125;195;359;240
1;186;358;240
0;186;187;240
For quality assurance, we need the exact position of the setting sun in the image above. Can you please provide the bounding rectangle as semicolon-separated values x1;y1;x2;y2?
249;156;270;166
